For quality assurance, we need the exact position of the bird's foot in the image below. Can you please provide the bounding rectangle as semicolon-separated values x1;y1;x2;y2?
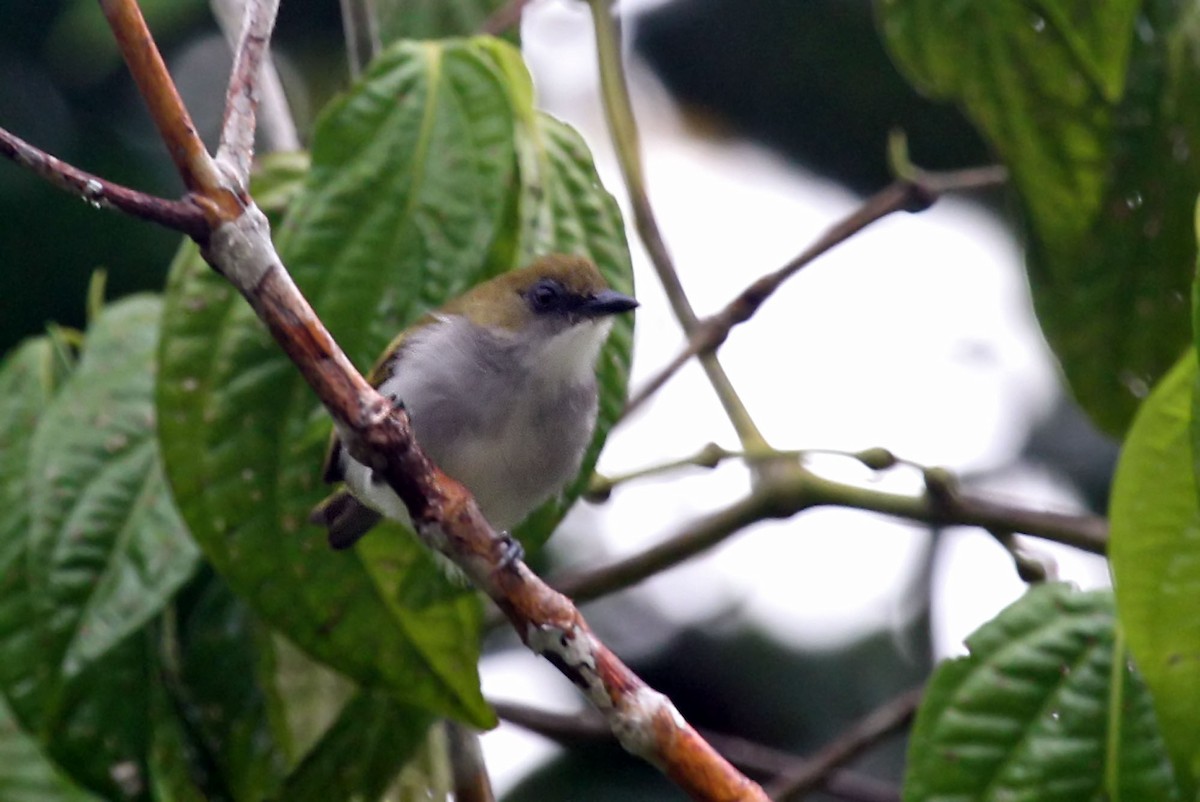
497;531;525;571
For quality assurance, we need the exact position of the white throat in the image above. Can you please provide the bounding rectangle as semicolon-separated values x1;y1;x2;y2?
532;318;614;386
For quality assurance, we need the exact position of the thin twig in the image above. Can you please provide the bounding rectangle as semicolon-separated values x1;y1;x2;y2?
493;701;902;802
586;444;905;502
215;0;280;183
586;0;771;455
766;685;923;800
0;126;208;238
624;165;1008;418
446;722;496;802
481;0;535;34
988;529;1052;583
555;464;1105;604
211;0;300;154
338;0;380;80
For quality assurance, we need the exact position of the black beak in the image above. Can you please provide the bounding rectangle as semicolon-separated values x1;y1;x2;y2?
580;289;638;317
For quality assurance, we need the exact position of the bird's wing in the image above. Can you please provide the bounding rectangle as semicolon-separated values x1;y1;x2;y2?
317;321;423;485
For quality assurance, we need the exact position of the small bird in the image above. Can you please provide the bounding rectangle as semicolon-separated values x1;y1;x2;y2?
309;254;637;551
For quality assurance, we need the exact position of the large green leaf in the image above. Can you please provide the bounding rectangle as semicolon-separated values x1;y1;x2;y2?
0;690;99;802
0;298;199;799
1110;351;1200;793
277;690;434;801
159;39;631;730
905;583;1179;801
162;570;289;801
878;0;1200;433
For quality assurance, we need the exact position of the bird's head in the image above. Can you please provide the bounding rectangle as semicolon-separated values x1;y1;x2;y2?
444;255;637;382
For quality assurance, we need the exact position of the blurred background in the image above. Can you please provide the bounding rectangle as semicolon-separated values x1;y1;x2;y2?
0;1;1116;798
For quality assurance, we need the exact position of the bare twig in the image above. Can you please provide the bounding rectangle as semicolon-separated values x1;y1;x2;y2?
988;529;1052;583
555;483;800;603
446;722;496;802
0;2;768;799
211;0;300;154
481;0;536;34
766;686;922;800
586;0;771;455
338;0;380;80
624;165;1008;418
493;701;902;802
555;464;1105;604
0;127;207;239
215;0;279;182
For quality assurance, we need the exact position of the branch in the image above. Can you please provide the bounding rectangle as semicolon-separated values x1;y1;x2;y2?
98;0;237;220
338;0;380;80
556;462;1105;604
765;685;922;801
493;701;902;802
1;3;769;799
0;127;207;239
446;721;496;802
211;0;299;156
585;0;771;455
215;0;278;183
624;165;1007;418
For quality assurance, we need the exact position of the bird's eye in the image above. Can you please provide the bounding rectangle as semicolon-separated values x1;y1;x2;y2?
527;279;564;312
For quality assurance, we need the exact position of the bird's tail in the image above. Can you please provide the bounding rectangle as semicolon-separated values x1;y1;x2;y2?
308;489;382;550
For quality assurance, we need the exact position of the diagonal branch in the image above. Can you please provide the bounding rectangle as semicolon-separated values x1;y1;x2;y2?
624;165;1007;418
99;0;237;221
0;126;208;239
767;685;922;801
216;0;278;181
212;0;298;158
493;700;903;802
585;0;771;456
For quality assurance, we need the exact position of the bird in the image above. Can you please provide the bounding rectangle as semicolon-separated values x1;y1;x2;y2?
309;253;637;552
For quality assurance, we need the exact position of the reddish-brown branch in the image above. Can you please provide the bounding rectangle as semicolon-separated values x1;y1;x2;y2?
98;0;241;221
0;126;208;239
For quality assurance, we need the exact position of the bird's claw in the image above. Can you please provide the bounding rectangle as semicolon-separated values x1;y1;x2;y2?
497;531;525;571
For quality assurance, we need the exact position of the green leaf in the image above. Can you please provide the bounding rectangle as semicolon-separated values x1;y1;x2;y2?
0;338;71;609
278;690;434;801
1111;350;1200;793
905;583;1179;802
165;570;288;801
0;298;199;798
878;0;1200;433
0;694;99;802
